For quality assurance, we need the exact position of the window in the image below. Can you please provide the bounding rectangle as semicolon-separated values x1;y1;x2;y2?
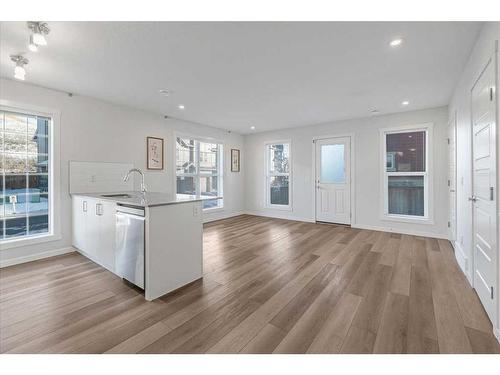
381;125;432;221
176;137;223;210
1;110;51;241
266;142;291;208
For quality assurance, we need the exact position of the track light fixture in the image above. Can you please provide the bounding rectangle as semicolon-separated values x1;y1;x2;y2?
27;21;50;49
10;55;29;80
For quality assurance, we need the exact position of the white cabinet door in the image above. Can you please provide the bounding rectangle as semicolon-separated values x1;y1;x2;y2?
72;196;88;251
96;200;116;271
84;199;100;260
72;196;117;271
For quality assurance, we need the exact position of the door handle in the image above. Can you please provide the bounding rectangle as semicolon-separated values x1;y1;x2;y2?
468;196;478;202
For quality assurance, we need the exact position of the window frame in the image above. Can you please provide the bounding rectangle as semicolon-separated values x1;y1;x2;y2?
265;140;292;210
380;123;434;224
0;100;61;250
174;133;224;211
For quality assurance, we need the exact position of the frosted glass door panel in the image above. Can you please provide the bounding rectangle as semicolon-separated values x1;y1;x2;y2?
320;144;345;183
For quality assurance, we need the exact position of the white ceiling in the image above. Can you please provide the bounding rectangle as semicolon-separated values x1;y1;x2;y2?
0;22;481;134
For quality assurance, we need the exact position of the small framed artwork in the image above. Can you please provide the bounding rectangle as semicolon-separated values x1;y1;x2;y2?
231;149;240;172
147;136;164;170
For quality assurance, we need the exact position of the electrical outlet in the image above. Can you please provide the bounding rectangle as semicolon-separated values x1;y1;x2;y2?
193;205;199;217
90;175;96;183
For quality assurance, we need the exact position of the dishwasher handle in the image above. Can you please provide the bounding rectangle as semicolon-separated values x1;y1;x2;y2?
116;205;145;216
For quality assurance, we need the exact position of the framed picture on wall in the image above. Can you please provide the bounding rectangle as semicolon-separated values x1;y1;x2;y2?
147;136;164;170
231;149;240;172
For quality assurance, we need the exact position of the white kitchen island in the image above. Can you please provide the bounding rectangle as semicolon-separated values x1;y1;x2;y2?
71;192;219;300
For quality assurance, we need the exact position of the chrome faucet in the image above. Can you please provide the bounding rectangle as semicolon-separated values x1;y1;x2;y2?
124;168;147;194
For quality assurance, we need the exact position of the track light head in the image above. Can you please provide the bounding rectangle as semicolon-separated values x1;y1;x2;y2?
27;21;50;47
11;55;29;81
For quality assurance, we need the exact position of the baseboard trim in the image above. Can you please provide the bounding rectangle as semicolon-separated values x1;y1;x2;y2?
351;223;449;240
453;241;472;286
244;210;315;223
494;327;500;344
203;210;246;223
0;246;76;268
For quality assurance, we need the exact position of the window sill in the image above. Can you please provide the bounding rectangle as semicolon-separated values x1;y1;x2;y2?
0;232;62;250
381;214;434;225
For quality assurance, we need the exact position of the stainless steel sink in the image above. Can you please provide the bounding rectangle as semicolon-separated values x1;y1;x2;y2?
101;193;135;198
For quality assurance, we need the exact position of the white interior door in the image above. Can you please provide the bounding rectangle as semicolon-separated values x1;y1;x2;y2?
471;57;497;323
315;137;351;224
448;111;457;242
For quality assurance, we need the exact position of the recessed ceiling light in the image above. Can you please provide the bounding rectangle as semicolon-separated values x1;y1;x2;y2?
389;38;403;47
250;126;255;130
158;89;171;96
178;104;185;110
370;109;380;115
402;100;409;106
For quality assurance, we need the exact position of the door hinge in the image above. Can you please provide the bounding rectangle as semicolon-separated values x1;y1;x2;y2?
447;138;450;145
447;221;451;228
447;179;450;187
491;187;494;201
491;286;494;299
490;87;494;101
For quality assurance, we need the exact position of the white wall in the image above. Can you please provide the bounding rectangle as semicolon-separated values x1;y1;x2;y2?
245;106;449;239
0;78;245;266
449;23;500;336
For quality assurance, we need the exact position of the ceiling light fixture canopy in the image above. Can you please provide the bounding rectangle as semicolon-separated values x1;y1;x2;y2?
158;89;171;96
27;21;50;47
11;55;29;80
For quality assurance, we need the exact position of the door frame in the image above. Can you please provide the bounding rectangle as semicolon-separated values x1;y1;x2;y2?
448;110;458;243
470;48;498;328
312;133;355;225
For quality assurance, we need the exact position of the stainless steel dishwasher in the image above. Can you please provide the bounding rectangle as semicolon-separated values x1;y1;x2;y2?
115;205;145;289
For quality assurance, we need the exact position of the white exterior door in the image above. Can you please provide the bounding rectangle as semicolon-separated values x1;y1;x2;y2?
315;137;351;224
471;57;497;323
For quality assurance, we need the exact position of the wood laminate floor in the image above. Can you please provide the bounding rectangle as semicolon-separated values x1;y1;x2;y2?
1;215;499;354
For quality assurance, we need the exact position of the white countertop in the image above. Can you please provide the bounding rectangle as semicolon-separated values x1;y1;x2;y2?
71;191;221;207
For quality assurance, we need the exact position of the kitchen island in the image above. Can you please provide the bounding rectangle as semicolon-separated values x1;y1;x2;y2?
71;192;219;300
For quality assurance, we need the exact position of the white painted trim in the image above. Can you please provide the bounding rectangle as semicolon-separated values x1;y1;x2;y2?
244;210;315;223
494;327;500;344
351;223;448;240
311;133;356;226
454;240;473;285
0;247;75;268
203;210;246;223
0;100;62;250
264;140;292;210
173;133;224;210
379;122;434;224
